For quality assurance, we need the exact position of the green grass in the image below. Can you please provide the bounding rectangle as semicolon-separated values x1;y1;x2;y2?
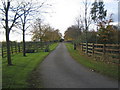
65;43;119;80
2;43;58;88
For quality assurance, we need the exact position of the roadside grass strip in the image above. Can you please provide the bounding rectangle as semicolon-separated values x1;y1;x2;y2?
65;43;119;80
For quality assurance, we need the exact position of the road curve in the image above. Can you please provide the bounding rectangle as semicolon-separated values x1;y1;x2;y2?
36;43;118;88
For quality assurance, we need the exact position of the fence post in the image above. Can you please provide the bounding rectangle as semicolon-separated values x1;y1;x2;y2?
86;42;88;55
103;44;106;55
35;42;38;52
79;43;81;50
18;44;20;53
15;42;17;53
103;43;106;60
92;43;94;56
81;43;83;51
118;44;120;61
11;42;13;54
74;43;76;50
2;43;4;58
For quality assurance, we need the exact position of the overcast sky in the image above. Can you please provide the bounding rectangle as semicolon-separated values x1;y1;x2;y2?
43;0;118;35
0;0;119;41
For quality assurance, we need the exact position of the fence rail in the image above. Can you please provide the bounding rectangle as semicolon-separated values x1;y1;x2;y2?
1;41;53;58
77;43;120;64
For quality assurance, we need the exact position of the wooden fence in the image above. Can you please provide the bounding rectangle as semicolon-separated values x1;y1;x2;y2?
0;43;2;58
1;41;52;58
77;43;120;64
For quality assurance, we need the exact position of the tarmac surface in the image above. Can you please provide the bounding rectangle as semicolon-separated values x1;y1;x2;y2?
36;43;118;88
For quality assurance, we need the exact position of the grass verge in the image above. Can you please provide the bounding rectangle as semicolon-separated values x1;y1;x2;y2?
2;43;58;88
65;43;119;80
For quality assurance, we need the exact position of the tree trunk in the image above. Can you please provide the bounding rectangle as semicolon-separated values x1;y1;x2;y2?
96;25;98;44
85;0;88;55
40;38;43;50
23;29;26;56
6;31;12;65
5;1;12;65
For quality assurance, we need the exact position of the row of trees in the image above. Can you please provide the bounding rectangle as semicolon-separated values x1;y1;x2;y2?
64;24;119;44
64;0;119;44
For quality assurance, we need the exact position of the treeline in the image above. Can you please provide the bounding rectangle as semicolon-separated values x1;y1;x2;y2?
64;24;119;44
64;0;119;44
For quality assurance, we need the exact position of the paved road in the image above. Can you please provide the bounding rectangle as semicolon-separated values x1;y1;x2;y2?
36;43;118;88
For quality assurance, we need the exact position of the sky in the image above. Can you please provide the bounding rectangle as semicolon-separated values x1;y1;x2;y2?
0;0;119;42
43;0;118;34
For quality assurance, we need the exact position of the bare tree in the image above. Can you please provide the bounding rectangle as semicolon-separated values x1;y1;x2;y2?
76;0;92;54
75;15;84;43
78;0;92;54
15;0;51;56
83;0;91;43
0;0;24;65
16;1;46;56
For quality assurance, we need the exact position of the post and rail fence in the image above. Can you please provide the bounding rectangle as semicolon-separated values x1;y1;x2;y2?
1;41;53;58
77;43;120;64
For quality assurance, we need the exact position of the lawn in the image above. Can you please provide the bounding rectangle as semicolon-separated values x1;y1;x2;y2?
2;43;58;88
65;43;119;80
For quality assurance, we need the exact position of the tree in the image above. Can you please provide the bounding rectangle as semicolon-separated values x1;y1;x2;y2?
43;29;62;42
91;0;107;43
98;1;107;22
75;16;84;43
32;22;62;42
97;14;117;44
16;1;46;56
75;0;91;44
51;29;62;41
64;25;78;41
31;18;48;42
91;0;107;24
17;2;33;56
81;0;92;54
64;25;97;43
0;0;24;65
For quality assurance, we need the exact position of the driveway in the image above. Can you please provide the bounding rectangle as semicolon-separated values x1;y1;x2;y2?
34;43;118;88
